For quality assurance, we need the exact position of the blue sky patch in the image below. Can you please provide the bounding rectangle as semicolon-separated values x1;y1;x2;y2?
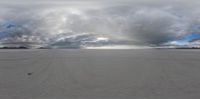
176;33;200;43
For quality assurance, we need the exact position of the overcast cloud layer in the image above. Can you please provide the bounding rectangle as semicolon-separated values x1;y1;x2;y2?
0;0;200;48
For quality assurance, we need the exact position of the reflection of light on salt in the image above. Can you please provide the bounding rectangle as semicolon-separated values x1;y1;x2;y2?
86;45;152;49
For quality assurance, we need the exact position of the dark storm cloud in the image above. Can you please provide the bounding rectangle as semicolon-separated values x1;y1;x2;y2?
0;0;200;48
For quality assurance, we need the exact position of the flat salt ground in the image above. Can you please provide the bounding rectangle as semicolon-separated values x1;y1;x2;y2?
0;49;200;99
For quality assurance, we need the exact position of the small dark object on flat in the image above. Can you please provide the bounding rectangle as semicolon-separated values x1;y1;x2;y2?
27;73;33;76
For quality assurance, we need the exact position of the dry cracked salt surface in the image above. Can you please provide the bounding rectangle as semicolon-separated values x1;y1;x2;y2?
0;49;200;99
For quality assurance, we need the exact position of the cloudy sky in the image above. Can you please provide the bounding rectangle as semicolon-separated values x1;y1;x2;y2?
0;0;200;48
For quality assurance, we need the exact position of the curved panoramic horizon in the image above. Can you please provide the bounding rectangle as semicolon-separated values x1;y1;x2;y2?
1;0;200;48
